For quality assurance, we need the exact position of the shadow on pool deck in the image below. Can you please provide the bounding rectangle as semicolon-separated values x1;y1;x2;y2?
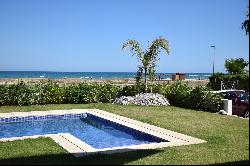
0;149;163;165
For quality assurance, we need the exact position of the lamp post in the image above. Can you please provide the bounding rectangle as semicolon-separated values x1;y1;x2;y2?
210;45;215;75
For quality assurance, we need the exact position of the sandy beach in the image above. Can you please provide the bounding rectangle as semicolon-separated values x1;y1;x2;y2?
0;78;210;88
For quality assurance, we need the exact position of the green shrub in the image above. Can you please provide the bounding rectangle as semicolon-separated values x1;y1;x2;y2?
189;86;223;112
64;83;121;104
63;84;82;104
0;80;224;113
15;81;33;106
148;83;168;94
2;81;33;106
119;83;164;97
0;84;8;106
36;80;64;105
81;83;100;103
97;84;121;103
119;84;144;96
153;82;223;112
63;83;98;104
163;81;191;108
0;81;122;106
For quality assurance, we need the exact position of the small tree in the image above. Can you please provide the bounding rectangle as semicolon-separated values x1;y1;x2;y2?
149;67;155;82
224;58;249;75
135;66;143;86
122;36;170;92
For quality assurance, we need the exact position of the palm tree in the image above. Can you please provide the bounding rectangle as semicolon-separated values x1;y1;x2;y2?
122;36;170;92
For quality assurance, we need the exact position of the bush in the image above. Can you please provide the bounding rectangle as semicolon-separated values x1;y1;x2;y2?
63;83;121;104
119;84;144;96
0;80;224;113
63;84;82;104
163;81;191;108
0;84;8;106
0;81;33;106
147;83;166;94
97;84;121;103
189;86;223;112
14;81;33;106
81;84;101;103
118;82;223;112
119;83;165;97
36;80;64;105
149;81;223;112
0;81;123;106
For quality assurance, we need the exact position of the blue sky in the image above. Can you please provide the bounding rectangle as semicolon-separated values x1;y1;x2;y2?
0;0;249;73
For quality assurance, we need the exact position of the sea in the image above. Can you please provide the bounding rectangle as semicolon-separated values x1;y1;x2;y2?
0;71;212;80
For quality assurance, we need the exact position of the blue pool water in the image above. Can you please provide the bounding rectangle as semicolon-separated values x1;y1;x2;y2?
0;114;168;149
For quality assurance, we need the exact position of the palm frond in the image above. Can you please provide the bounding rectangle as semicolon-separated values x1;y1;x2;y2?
122;39;144;61
148;36;170;55
145;36;170;68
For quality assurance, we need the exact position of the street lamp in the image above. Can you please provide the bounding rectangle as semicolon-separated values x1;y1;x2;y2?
210;45;215;74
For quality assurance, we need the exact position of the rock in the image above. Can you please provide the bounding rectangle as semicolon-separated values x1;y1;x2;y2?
218;110;228;115
113;93;170;106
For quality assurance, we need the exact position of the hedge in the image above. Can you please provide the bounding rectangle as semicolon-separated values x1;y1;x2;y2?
0;81;121;106
0;80;223;112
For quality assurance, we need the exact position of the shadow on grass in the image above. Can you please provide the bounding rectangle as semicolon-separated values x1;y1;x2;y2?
211;160;249;165
0;149;162;165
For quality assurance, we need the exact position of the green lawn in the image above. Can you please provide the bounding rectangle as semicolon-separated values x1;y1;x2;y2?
0;103;249;165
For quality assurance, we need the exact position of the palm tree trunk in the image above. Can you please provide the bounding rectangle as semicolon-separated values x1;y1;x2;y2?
144;67;147;92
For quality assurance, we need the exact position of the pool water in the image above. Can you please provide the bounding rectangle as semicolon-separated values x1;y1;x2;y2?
0;114;168;149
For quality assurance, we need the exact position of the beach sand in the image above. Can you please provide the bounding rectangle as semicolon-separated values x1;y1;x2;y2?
0;78;209;88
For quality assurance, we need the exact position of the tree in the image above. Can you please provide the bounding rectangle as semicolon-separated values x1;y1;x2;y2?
135;66;143;85
224;58;249;75
149;67;155;82
122;36;170;92
242;6;249;35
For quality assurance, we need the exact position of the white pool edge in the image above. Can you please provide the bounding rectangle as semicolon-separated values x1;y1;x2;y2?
0;109;206;157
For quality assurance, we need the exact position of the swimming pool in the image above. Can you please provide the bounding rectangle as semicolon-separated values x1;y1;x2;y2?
0;109;206;157
0;113;167;149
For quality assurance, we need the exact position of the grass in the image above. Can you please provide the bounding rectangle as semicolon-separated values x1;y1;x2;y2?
0;103;249;165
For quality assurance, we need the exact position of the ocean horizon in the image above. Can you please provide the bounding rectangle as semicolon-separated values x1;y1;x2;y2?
0;71;213;80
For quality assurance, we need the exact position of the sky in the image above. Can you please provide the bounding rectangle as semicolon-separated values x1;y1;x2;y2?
0;0;249;73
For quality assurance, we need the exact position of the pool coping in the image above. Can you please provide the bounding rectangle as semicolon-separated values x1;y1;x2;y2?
0;109;206;157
